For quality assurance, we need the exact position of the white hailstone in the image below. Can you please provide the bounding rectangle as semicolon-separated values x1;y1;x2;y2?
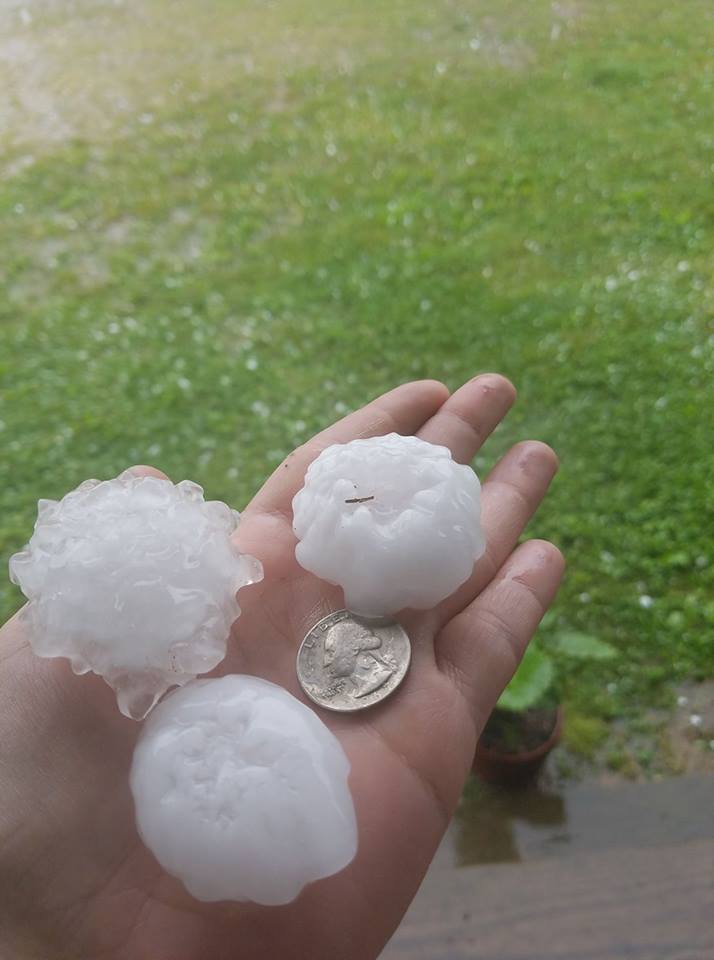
9;472;262;720
130;675;357;905
292;433;485;616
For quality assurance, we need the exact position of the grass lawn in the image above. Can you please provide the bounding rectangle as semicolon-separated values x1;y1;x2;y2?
1;0;712;774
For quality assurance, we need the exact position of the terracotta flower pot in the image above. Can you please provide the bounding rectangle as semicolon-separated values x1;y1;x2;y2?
473;705;564;787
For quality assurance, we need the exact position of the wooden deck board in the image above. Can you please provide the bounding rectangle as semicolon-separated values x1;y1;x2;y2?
382;839;714;959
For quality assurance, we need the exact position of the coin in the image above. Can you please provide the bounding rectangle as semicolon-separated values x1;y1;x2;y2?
296;610;411;712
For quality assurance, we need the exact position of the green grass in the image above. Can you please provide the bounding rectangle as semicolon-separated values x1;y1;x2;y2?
1;0;712;769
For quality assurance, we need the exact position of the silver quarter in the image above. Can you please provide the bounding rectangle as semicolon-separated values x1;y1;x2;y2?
296;610;411;712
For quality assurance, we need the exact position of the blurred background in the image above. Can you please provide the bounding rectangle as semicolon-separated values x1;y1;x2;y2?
0;0;712;950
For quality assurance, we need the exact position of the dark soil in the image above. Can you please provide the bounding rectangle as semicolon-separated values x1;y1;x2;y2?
481;708;559;755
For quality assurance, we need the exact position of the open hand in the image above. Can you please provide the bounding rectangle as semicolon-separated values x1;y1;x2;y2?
0;376;563;960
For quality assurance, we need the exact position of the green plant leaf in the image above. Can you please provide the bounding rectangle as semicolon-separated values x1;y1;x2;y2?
497;642;555;712
550;630;618;661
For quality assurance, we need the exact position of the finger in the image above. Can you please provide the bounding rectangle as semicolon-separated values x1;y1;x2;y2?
120;464;170;481
247;379;449;518
426;440;559;630
416;373;516;464
480;440;560;583
436;539;565;728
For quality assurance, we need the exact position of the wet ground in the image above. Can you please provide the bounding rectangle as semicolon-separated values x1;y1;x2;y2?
445;772;714;867
385;773;714;959
426;681;714;870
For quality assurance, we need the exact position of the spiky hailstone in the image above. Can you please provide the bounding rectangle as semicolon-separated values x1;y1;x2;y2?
8;472;262;720
130;675;357;905
292;433;486;616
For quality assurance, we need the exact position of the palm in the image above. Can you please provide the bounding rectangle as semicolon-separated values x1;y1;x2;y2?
0;378;563;960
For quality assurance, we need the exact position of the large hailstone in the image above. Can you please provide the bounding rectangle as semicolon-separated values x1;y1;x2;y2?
292;433;485;616
130;674;357;904
8;472;262;720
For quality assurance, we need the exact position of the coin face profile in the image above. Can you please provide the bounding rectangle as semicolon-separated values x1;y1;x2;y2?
296;610;411;712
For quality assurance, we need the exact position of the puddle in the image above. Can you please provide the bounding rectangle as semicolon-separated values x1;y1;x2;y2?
433;773;714;868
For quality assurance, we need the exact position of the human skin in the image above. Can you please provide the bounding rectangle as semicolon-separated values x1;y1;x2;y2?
0;375;564;960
